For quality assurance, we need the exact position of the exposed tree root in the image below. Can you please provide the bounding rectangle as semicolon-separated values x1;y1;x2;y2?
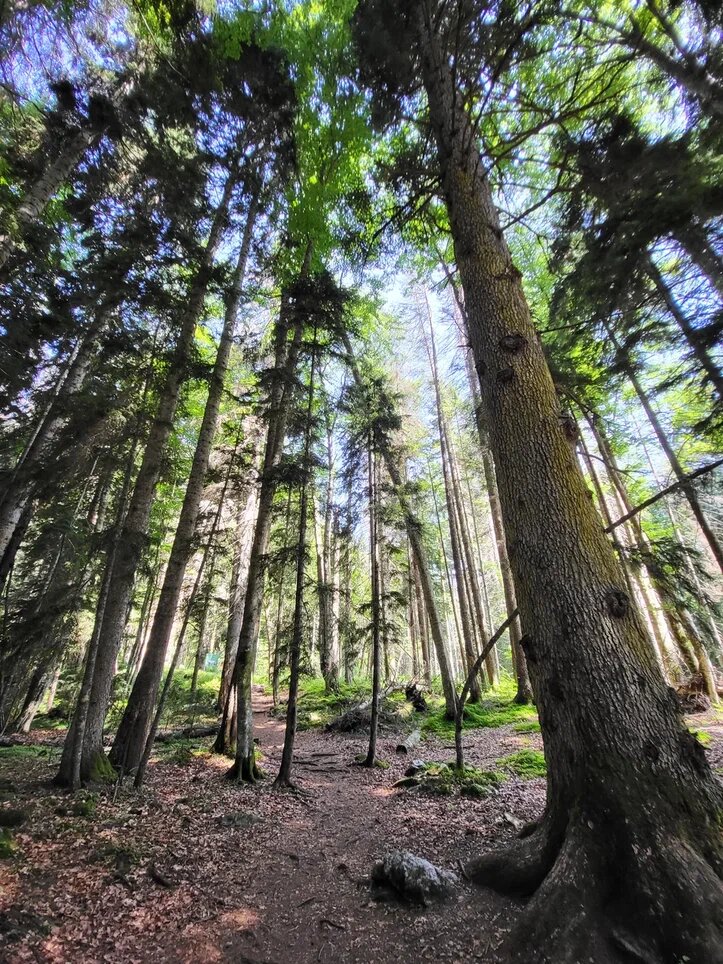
466;817;556;897
225;752;260;784
469;812;723;963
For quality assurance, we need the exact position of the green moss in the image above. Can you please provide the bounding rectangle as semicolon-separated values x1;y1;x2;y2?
497;749;547;779
399;762;505;798
513;720;541;733
70;791;98;817
0;828;17;858
690;728;712;747
88;751;117;784
0;744;59;761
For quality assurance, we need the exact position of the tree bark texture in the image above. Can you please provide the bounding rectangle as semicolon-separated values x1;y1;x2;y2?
415;8;723;959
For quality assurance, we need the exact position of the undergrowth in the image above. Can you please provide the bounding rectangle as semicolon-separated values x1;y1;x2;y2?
496;749;547;778
396;762;506;798
422;677;538;739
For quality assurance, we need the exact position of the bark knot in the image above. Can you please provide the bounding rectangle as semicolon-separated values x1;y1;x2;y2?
605;589;629;619
496;366;515;384
499;333;527;353
559;414;578;443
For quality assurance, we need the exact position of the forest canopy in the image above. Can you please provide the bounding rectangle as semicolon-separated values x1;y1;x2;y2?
0;1;721;962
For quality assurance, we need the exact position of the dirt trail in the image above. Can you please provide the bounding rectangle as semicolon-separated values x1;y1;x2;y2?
0;694;542;963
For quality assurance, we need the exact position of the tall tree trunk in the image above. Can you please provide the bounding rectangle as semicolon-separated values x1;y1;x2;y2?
108;186;257;773
217;468;261;715
276;328;317;787
413;557;432;685
427;458;467;682
56;172;237;786
0;319;102;588
57;434;139;788
463;350;532;702
610;328;723;573
447;422;499;686
415;9;723;958
342;331;457;716
226;262;309;781
0;126;98;271
677;224;723;303
423;303;482;700
364;436;382;767
645;253;723;399
134;494;225;787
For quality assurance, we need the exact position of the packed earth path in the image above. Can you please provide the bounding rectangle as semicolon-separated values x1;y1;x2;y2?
1;692;721;964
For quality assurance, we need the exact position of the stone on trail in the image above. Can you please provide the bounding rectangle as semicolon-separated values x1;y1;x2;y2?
371;850;458;905
216;810;263;828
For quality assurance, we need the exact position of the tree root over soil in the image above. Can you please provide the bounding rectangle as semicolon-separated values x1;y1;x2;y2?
467;809;723;964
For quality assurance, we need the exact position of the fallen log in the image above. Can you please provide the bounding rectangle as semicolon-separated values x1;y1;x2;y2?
326;685;397;733
396;729;421;754
153;724;218;743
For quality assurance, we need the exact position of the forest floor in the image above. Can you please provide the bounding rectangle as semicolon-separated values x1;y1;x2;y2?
1;691;722;964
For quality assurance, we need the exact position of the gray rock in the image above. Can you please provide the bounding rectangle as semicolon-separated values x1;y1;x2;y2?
371;850;458;905
404;760;426;777
217;810;263;828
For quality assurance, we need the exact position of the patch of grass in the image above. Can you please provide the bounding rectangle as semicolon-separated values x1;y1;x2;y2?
0;744;59;761
497;749;547;779
422;686;538;740
690;728;712;747
513;720;541;734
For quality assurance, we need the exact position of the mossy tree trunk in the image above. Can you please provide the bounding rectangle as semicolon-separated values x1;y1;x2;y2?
416;7;723;960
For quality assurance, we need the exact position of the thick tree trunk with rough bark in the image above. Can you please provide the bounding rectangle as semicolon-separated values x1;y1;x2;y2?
108;188;257;774
416;9;723;960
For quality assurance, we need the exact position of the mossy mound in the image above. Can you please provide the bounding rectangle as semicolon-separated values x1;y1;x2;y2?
394;762;506;798
497;749;547;779
88;751;117;784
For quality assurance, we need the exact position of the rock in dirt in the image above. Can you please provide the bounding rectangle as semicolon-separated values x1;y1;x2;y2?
371;850;458;905
216;810;263;828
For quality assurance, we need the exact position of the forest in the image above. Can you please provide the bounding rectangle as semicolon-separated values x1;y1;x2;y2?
0;0;721;961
